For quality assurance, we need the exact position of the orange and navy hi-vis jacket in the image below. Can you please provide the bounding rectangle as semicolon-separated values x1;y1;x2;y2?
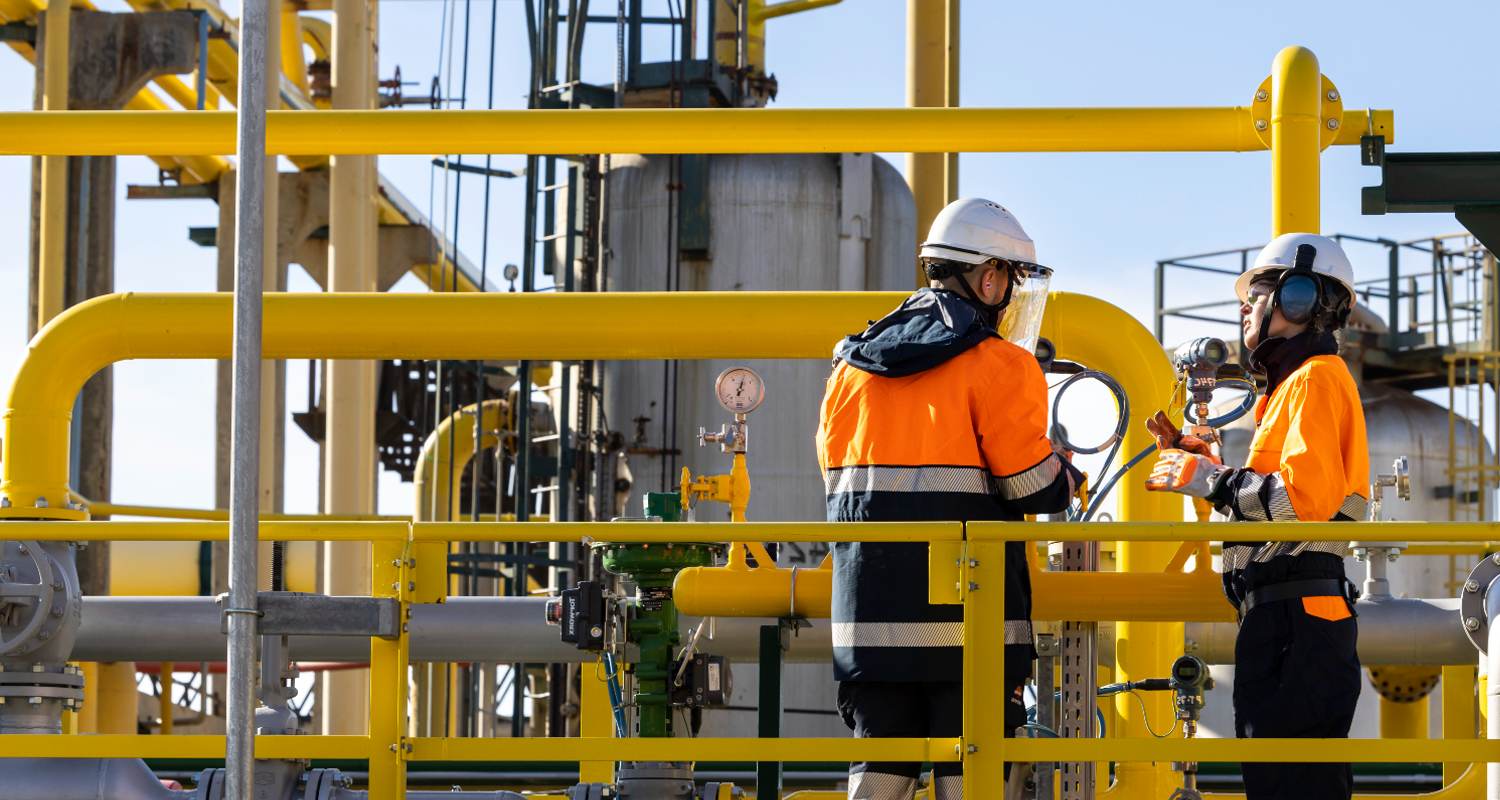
816;289;1081;683
1207;332;1370;609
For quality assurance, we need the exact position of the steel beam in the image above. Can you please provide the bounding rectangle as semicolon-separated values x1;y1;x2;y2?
0;106;1395;157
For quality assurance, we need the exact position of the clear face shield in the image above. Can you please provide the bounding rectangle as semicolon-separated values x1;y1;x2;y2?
997;263;1053;354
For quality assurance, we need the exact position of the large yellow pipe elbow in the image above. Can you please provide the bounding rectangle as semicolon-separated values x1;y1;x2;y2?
1;292;906;519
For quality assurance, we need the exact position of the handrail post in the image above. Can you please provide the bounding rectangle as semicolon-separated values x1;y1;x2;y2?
962;535;1006;792
368;538;410;799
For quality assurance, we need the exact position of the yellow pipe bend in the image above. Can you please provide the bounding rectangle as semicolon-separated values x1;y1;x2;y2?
0;291;908;518
411;398;507;605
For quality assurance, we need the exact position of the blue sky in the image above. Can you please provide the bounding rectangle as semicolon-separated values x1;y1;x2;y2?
1;0;1496;515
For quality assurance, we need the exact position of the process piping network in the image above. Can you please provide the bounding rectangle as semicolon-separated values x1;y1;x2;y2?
0;290;1493;799
0;43;1415;800
4;520;1500;797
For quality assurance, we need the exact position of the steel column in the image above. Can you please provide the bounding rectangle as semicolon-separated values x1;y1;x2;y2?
35;0;70;331
223;0;271;794
323;0;379;736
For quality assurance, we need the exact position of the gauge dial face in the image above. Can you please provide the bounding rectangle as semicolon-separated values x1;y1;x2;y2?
715;367;765;414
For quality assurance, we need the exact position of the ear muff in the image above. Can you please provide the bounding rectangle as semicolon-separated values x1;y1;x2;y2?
1270;243;1323;326
1275;274;1320;325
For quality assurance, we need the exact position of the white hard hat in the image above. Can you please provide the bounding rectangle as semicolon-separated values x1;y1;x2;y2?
919;198;1038;265
1234;233;1356;304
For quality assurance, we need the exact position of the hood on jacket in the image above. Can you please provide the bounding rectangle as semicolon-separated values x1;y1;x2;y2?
833;289;996;378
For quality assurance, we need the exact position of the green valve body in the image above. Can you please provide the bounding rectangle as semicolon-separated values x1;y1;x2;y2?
598;536;718;739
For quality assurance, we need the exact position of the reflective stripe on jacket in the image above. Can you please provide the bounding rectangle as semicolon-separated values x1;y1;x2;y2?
816;290;1079;682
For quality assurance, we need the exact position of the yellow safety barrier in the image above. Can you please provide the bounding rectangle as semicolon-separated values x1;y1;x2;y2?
3;519;1499;799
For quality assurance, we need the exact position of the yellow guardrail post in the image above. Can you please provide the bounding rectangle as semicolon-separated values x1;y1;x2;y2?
962;532;1006;793
367;537;411;799
580;661;615;784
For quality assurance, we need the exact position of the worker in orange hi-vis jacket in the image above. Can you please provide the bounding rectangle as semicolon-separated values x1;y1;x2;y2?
1145;233;1369;800
816;198;1081;800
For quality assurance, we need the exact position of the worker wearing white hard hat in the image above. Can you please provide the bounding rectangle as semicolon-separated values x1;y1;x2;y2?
1145;232;1368;800
819;198;1078;799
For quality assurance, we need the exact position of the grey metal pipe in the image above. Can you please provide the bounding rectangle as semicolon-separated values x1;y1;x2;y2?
72;597;833;664
1487;585;1500;800
1185;597;1471;665
226;0;270;794
0;758;195;800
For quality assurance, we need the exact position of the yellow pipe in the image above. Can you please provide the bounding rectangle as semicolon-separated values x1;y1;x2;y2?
675;292;1189;625
409;398;506;739
752;0;841;22
158;662;174;735
1381;695;1429;739
1040;290;1182;797
96;661;138;734
1270;45;1323;236
35;0;70;330
13;519;1500;544
676;555;1229;621
1444;665;1478;786
0;291;911;516
906;0;953;281
322;0;379;739
119;87;228;183
300;16;331;62
0;107;1395;158
413;399;506;523
280;3;309;97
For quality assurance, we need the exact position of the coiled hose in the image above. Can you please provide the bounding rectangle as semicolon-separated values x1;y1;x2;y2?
1052;374;1258;521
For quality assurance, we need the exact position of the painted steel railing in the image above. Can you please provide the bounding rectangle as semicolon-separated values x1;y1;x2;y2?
3;519;1499;798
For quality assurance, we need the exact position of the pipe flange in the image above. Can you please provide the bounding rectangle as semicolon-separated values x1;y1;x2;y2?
1459;554;1500;654
0;540;58;656
1249;73;1344;150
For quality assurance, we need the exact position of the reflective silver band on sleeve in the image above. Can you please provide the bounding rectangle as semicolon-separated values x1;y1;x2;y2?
830;621;965;648
1005;619;1034;646
1222;543;1256;571
1251;539;1349;563
933;774;963;800
1335;492;1368;521
996;454;1063;500
824;465;991;496
829;620;1030;648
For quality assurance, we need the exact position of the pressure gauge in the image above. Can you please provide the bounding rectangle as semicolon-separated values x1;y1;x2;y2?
714;367;765;414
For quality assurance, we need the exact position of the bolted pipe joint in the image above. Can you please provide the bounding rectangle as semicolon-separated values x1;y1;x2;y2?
0;538;84;734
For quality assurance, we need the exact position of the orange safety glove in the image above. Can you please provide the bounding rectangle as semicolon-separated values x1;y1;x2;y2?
1145;448;1228;498
1145;410;1214;457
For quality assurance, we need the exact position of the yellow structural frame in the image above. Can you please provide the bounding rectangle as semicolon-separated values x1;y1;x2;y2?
0;105;1391;157
3;519;1500;798
0;42;1440;799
